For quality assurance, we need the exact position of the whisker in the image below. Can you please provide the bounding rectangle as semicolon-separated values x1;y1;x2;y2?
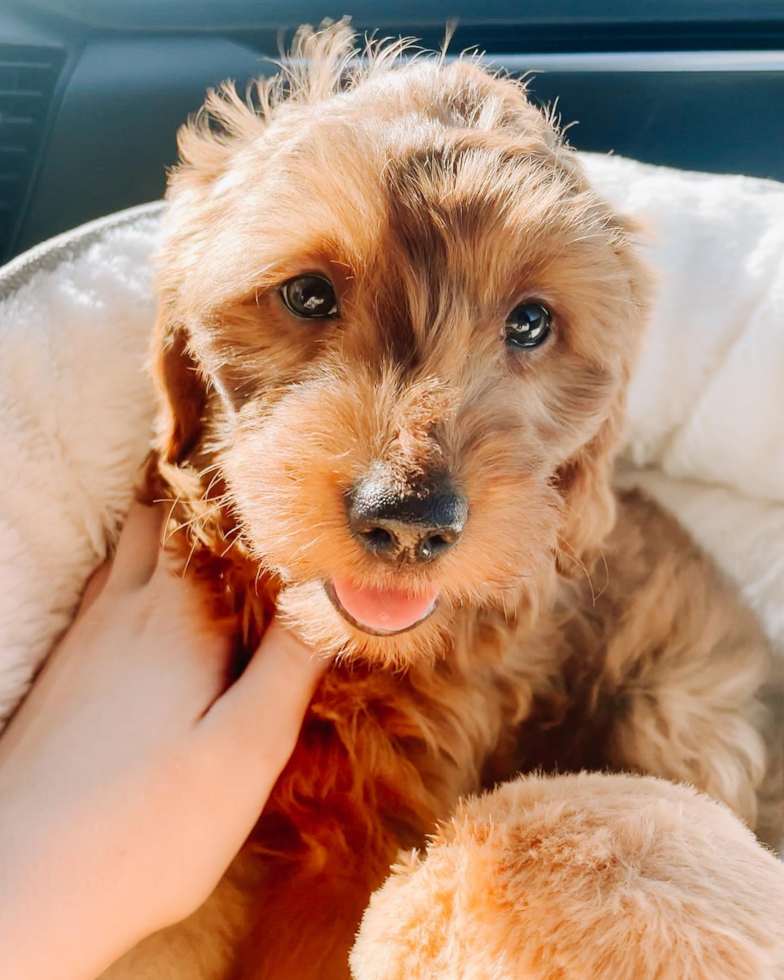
181;532;201;577
196;461;222;481
593;547;611;602
558;538;596;604
169;504;222;538
219;525;244;558
162;493;184;543
202;468;225;500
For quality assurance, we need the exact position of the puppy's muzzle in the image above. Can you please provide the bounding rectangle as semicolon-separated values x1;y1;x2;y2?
346;466;467;564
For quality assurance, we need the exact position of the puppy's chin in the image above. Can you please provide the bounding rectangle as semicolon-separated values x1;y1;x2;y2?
277;580;452;669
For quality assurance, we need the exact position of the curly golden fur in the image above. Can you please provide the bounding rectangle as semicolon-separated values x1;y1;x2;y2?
103;22;782;980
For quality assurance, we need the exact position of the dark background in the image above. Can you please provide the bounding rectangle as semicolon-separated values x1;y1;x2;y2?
2;0;784;264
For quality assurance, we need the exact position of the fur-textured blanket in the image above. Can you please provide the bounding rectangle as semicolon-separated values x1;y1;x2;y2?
0;155;782;728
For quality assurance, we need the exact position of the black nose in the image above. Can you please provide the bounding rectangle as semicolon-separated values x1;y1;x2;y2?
346;466;468;563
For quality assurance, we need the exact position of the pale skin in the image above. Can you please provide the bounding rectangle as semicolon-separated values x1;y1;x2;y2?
0;502;325;980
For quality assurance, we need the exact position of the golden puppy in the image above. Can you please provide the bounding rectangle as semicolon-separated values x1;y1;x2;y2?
103;22;781;980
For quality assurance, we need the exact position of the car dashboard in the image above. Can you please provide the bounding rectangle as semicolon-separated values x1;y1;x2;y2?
2;0;784;264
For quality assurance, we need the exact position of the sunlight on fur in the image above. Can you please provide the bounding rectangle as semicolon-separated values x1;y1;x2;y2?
102;21;783;980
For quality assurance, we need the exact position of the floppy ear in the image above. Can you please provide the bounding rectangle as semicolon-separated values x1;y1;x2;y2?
150;306;208;465
147;80;268;468
554;205;653;579
554;404;623;579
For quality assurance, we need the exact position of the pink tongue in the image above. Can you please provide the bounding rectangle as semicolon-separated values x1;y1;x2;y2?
332;577;439;633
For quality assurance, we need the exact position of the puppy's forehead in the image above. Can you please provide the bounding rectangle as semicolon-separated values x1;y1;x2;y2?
279;120;578;289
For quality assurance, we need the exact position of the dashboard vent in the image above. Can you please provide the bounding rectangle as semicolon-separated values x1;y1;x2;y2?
0;46;63;261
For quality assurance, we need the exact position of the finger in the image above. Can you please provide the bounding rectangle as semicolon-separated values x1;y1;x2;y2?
109;501;166;588
202;618;327;769
75;561;112;620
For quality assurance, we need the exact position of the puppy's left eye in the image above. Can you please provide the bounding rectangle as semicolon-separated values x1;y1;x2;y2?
504;302;551;349
280;275;338;319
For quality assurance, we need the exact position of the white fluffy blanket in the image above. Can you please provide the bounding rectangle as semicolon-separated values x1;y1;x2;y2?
0;155;783;729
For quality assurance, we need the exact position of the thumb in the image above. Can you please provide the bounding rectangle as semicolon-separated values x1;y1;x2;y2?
75;561;112;620
202;618;327;770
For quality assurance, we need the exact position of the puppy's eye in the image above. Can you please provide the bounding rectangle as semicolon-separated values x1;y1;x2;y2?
504;302;551;349
280;275;338;319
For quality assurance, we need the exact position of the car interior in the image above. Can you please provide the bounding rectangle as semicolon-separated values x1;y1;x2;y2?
2;0;784;265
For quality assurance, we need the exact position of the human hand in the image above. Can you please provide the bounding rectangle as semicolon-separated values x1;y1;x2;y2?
0;502;325;980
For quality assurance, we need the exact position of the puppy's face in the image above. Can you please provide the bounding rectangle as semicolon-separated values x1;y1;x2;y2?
155;48;648;666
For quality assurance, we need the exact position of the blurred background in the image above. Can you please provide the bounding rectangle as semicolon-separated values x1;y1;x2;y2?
2;0;784;264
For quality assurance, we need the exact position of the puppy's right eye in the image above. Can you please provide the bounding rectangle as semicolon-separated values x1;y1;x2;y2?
280;275;338;319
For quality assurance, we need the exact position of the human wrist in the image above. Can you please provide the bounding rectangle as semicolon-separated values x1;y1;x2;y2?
0;796;148;980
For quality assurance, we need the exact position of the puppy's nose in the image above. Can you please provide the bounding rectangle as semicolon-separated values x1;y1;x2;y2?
346;467;468;563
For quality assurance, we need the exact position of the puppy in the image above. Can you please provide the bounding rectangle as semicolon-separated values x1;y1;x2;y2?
103;23;781;980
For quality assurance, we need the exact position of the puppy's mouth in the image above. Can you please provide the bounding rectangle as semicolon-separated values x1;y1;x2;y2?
324;577;439;636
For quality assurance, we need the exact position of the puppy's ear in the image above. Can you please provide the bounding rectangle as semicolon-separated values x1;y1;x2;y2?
150;307;207;465
555;209;653;578
554;407;622;579
148;87;260;467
